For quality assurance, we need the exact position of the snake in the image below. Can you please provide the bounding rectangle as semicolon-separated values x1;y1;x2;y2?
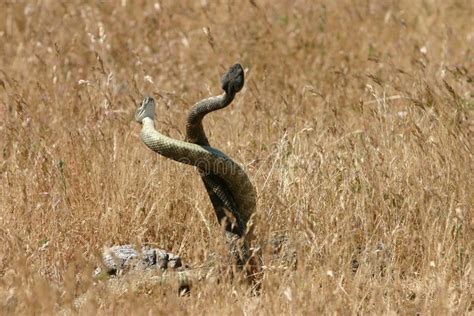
185;64;247;239
134;66;256;245
183;64;253;265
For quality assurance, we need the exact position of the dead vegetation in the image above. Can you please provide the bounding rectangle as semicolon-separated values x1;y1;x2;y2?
0;0;472;314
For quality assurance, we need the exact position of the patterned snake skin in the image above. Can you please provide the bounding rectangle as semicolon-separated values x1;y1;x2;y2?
135;80;256;237
185;64;248;239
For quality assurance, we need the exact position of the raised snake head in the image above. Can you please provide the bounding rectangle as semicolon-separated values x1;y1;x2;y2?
221;63;244;95
135;96;156;123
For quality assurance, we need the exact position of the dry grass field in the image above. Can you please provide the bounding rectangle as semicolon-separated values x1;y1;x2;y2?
0;0;473;314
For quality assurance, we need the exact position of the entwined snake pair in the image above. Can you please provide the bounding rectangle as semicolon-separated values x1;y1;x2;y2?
135;64;256;266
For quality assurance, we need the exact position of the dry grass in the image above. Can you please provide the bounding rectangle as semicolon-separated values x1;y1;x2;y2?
0;0;473;314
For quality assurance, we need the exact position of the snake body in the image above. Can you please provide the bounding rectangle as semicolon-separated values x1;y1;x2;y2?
135;93;256;231
135;64;257;274
185;64;247;238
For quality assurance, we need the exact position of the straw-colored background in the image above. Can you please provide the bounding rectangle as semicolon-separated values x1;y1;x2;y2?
0;0;472;314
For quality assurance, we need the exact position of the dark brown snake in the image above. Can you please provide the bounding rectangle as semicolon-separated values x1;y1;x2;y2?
185;64;246;237
185;64;250;264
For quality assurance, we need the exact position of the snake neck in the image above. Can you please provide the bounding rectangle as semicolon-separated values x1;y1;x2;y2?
185;92;235;145
141;117;156;131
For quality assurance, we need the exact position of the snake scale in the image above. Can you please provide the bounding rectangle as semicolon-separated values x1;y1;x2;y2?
135;64;256;265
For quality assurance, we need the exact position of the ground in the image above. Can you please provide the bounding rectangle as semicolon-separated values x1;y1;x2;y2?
0;0;472;314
